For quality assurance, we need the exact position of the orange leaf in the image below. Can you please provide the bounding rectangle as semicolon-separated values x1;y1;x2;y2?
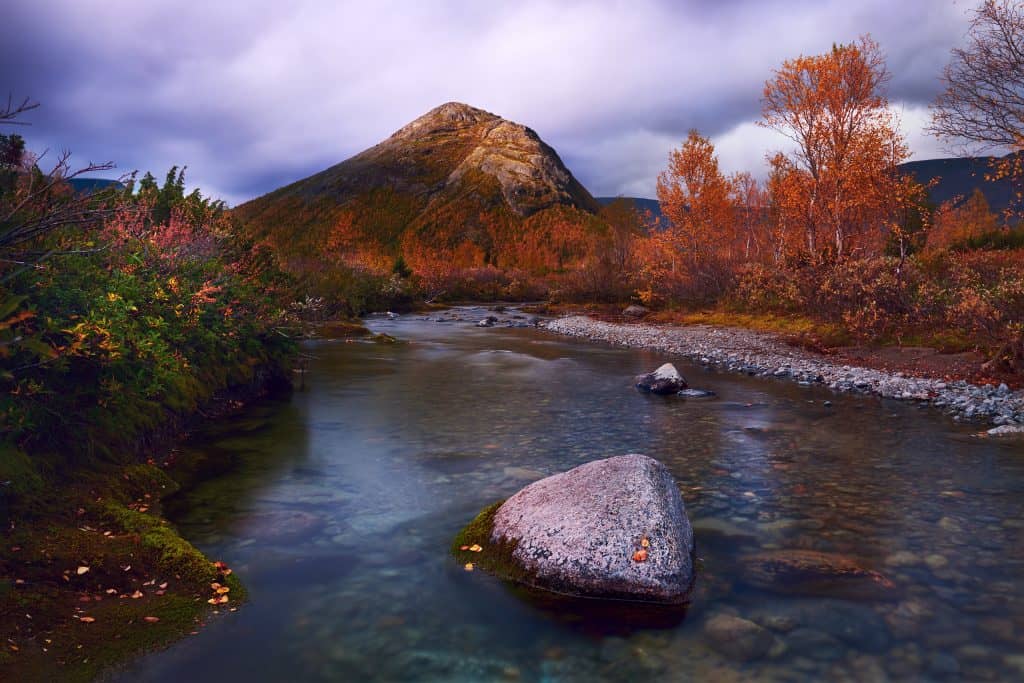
143;616;160;623
632;549;648;562
79;616;96;623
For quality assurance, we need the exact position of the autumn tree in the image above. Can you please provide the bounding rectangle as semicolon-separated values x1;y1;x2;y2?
761;36;909;261
655;130;734;298
730;171;768;261
930;0;1024;216
927;189;1000;251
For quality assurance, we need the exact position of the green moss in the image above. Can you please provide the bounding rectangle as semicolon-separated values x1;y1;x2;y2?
101;502;217;586
0;444;43;500
451;500;536;585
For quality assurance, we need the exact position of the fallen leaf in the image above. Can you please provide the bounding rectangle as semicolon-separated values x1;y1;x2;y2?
79;617;95;623
464;563;474;571
131;590;143;599
469;544;483;553
158;582;168;589
641;537;650;548
105;589;118;595
632;549;648;563
215;586;230;595
76;566;90;576
459;545;469;551
143;616;160;623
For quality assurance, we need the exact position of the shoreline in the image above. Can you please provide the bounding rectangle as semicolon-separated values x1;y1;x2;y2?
541;315;1024;432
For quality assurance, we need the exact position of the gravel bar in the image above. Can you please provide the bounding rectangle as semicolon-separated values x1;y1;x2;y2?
542;315;1024;434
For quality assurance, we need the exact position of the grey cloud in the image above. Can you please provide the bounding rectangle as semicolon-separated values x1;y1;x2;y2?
1;0;980;204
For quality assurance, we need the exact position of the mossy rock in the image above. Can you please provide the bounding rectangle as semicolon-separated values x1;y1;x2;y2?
451;500;535;586
315;320;372;339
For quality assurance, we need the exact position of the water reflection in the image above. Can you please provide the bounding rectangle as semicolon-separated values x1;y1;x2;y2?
116;309;1024;682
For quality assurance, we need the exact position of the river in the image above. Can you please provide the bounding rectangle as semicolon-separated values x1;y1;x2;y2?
115;308;1024;681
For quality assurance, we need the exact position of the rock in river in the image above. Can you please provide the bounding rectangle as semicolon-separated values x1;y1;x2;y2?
703;613;774;662
636;363;688;395
738;549;895;600
623;304;648;318
453;454;695;603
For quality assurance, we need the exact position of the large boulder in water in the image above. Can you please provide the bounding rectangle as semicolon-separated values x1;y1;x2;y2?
453;454;695;604
636;363;687;394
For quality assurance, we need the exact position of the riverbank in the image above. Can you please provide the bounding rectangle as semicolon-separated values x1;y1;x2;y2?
542;315;1024;431
0;368;290;682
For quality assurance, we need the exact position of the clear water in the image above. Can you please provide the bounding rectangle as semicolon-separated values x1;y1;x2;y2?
115;308;1024;682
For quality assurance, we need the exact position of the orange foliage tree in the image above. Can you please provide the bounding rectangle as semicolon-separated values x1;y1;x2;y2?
761;36;910;262
654;130;735;300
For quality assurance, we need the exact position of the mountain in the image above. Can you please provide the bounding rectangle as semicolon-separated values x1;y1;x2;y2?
596;196;662;222
899;154;1016;216
67;177;123;193
235;102;604;275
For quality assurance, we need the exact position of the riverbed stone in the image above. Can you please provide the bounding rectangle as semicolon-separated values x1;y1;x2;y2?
677;388;716;399
703;614;774;662
478;454;695;603
636;363;688;395
623;304;648;317
738;549;895;600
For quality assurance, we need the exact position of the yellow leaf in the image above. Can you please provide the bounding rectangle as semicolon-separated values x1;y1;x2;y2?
76;566;90;576
469;544;483;553
464;563;474;571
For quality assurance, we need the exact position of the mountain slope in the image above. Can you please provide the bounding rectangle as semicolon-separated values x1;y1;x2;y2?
235;102;603;274
900;154;1017;215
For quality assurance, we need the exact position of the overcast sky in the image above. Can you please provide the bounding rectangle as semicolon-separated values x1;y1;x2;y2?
2;0;980;205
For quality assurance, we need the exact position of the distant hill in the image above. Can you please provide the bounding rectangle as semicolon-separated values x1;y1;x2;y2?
899;154;1016;215
596;196;662;222
235;102;603;274
67;177;123;193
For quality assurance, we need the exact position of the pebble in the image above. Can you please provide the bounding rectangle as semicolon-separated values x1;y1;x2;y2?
542;316;1024;427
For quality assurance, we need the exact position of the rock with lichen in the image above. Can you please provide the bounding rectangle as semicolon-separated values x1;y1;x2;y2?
454;454;695;604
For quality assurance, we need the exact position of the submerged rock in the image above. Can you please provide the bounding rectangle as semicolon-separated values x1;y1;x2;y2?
454;454;695;603
703;613;774;662
636;363;688;395
738;549;895;600
677;388;716;399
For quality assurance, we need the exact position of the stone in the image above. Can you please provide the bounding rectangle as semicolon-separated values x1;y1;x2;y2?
884;550;920;567
703;614;774;662
785;628;843;661
477;316;498;327
988;424;1024;436
738;549;895;600
635;363;688;395
677;388;716;399
926;652;961;676
482;454;695;603
924;553;949;570
623;304;649;317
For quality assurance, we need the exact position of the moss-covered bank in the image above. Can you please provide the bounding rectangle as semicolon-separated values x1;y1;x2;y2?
0;370;286;682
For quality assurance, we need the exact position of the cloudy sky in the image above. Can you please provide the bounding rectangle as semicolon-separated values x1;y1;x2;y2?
2;0;980;205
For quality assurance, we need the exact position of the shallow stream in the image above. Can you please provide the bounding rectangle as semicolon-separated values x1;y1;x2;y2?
116;308;1024;682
